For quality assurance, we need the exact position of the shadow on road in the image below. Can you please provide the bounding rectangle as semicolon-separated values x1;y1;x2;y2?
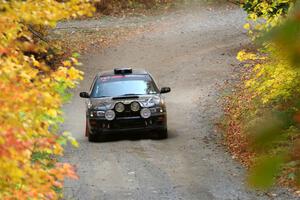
91;130;177;143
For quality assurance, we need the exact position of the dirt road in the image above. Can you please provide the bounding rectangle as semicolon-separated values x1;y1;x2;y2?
61;3;296;200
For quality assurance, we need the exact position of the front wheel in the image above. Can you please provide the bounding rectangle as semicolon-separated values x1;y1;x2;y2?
153;128;168;140
86;120;98;142
88;133;98;142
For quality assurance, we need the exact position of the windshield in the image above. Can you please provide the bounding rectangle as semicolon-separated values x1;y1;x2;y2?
91;75;159;98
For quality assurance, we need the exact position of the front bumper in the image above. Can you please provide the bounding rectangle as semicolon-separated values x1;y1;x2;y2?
88;114;167;135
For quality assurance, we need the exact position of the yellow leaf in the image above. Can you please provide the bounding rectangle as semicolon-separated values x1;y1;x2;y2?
244;23;251;30
62;60;71;67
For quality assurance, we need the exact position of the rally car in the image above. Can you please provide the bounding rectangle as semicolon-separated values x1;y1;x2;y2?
79;68;171;142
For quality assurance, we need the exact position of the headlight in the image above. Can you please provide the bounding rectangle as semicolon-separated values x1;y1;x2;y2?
115;102;125;113
150;107;164;113
90;111;105;117
96;111;105;117
131;101;140;112
150;96;161;105
140;108;151;119
141;96;161;107
105;110;115;121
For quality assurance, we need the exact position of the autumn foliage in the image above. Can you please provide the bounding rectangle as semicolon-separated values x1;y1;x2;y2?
94;0;175;14
223;0;300;189
0;0;94;199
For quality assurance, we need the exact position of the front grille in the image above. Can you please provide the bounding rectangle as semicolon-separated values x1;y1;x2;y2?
112;119;146;129
90;115;165;132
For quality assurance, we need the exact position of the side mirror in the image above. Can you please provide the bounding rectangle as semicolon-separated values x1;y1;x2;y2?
160;87;171;94
80;92;90;98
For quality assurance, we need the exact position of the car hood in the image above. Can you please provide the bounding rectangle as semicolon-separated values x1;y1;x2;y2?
88;95;161;110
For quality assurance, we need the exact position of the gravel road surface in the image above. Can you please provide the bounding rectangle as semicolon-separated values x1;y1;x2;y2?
61;3;298;200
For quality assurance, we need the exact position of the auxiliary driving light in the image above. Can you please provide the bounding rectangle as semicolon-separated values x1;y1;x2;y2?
105;110;115;121
131;101;140;112
115;102;125;113
140;108;151;119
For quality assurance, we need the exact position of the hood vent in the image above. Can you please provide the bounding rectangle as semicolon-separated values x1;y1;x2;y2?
112;96;139;100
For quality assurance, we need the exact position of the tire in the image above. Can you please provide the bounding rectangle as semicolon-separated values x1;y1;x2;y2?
85;120;89;137
88;133;98;142
154;128;168;140
86;120;98;142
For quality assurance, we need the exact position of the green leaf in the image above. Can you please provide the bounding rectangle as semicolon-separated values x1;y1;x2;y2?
248;155;284;189
72;52;80;58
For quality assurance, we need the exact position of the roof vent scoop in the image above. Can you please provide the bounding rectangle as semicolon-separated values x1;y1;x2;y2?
114;68;132;75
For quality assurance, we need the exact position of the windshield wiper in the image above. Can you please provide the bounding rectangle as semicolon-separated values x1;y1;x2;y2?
94;96;111;98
